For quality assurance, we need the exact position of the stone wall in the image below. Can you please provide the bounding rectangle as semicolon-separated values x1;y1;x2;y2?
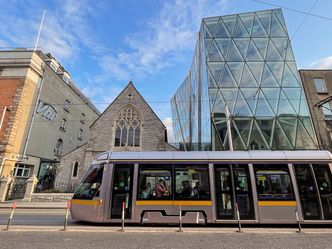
31;193;73;202
54;143;87;192
88;83;168;152
9;178;27;200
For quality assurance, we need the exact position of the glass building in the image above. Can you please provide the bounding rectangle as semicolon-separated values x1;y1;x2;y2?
171;9;318;151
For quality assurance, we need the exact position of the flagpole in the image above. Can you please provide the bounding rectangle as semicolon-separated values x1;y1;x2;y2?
34;10;46;51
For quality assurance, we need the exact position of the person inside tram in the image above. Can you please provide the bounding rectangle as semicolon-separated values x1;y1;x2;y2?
271;178;282;194
116;173;128;191
320;180;330;192
155;179;169;198
141;182;152;199
193;182;201;198
181;180;192;198
257;180;265;194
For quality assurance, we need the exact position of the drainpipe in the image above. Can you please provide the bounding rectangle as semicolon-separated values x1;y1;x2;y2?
22;69;45;157
0;106;8;130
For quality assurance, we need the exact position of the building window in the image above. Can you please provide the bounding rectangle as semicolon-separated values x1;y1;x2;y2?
54;139;63;157
80;113;86;124
78;129;83;140
64;99;70;112
322;103;332;120
314;78;327;93
50;62;58;72
60;119;67;131
13;164;31;178
63;75;70;84
72;161;79;178
114;105;142;147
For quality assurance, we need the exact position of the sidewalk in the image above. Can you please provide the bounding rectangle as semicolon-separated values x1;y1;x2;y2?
0;200;67;209
2;225;332;234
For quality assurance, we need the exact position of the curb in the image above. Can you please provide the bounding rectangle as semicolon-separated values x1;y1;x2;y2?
2;226;332;234
0;206;66;209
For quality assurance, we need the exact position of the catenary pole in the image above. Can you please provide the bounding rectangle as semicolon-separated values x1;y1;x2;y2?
34;10;46;51
22;10;46;157
225;104;233;151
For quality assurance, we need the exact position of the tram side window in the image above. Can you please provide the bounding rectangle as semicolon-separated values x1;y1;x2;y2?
313;164;332;194
175;165;210;200
254;165;294;200
73;164;104;200
137;165;172;200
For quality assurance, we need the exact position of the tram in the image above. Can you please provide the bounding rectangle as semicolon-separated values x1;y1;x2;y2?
70;151;332;224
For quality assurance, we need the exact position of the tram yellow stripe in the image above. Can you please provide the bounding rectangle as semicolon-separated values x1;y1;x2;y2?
258;201;297;206
136;200;173;206
71;199;103;206
135;200;212;206
174;201;212;206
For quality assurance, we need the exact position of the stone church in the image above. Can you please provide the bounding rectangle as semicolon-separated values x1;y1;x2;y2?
55;82;176;191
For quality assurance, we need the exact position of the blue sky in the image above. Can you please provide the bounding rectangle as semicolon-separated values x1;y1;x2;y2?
1;0;332;141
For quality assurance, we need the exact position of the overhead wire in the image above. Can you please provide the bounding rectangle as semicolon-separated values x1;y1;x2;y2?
252;0;332;21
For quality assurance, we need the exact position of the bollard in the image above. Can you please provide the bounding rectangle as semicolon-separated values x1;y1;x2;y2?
178;204;183;232
235;202;242;233
196;212;199;224
121;201;125;232
295;209;302;233
6;202;16;230
63;200;71;231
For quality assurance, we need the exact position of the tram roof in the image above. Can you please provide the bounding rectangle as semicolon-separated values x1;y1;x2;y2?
93;150;332;163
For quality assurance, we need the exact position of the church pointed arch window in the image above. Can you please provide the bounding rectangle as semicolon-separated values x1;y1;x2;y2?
114;105;142;147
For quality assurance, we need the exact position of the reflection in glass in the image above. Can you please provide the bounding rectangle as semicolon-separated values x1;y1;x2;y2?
313;165;332;219
215;167;233;219
254;164;294;200
294;164;321;220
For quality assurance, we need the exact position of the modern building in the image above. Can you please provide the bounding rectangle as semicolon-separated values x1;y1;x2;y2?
0;49;99;200
300;70;332;152
55;82;177;192
171;9;318;151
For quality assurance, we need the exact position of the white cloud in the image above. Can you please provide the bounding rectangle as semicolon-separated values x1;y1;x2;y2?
98;0;229;81
311;56;332;69
163;117;174;143
0;0;105;62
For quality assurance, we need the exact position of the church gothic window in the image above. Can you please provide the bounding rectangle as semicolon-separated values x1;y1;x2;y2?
114;105;142;147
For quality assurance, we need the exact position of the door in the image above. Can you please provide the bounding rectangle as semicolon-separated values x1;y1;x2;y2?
110;164;134;219
233;166;254;219
215;164;254;220
313;164;332;220
294;164;322;220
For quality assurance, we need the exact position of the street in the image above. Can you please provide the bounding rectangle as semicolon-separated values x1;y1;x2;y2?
0;208;74;226
1;231;332;249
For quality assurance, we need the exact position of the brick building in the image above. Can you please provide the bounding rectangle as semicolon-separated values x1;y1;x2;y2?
0;50;99;201
300;70;332;152
55;82;176;192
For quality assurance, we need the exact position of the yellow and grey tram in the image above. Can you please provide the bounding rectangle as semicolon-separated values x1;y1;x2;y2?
70;151;332;224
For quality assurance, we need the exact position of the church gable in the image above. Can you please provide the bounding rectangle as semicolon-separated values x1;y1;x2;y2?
88;82;167;152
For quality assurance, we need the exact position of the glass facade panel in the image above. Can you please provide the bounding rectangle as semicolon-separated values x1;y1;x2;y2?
171;9;318;151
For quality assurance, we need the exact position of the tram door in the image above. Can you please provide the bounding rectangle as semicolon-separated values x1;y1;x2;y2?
215;165;254;220
294;164;332;220
110;164;134;219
